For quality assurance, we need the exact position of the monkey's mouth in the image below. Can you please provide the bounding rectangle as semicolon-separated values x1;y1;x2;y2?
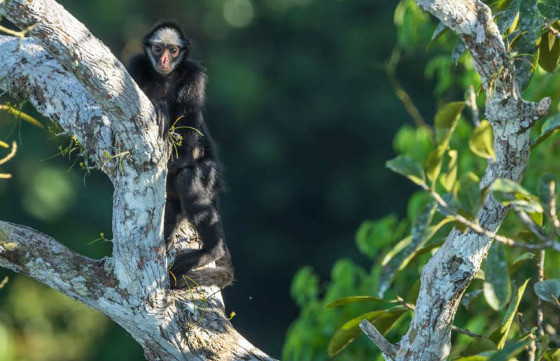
157;65;173;74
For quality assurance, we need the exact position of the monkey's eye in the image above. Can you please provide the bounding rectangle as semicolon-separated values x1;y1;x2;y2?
151;44;163;55
169;46;180;58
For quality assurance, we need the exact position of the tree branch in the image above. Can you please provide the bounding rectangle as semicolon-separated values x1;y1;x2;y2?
0;36;112;167
1;0;172;297
0;2;275;360
0;221;119;311
359;320;397;360
0;34;168;297
365;0;552;360
0;0;162;164
423;184;560;252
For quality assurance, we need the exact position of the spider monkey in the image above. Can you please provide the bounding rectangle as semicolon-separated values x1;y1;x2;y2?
126;22;233;289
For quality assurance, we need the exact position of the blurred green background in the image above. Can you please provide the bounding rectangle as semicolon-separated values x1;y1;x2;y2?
0;0;436;359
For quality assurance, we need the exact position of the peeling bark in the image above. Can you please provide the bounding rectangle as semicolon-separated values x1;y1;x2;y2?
0;0;275;359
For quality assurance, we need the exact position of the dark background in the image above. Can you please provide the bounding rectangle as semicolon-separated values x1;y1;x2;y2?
0;0;435;359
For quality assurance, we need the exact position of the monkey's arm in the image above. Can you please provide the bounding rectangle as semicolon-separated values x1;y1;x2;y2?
168;62;208;171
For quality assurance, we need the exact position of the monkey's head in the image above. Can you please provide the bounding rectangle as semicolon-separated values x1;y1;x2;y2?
143;22;190;75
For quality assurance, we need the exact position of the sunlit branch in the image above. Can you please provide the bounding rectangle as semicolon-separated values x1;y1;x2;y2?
359;320;397;360
421;183;560;252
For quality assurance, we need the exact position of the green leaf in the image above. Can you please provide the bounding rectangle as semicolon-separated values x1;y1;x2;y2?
378;208;452;296
539;29;560;73
454;357;488;361
464;337;497;356
515;0;544;90
427;102;464;184
543;348;560;360
469;120;495;160
452;41;466;64
538;0;560;20
442;150;458;192
406;237;445;266
532;114;560;148
489;279;530;349
435;101;464;145
487;339;532;361
356;216;407;259
537;335;550;361
484;242;512;311
325;296;396;308
327;306;409;357
426;145;446;184
457;172;481;218
534;279;560;302
537;174;558;213
386;155;426;186
461;289;483;311
407;278;421;303
532;211;544;227
498;0;520;33
428;22;448;49
491;178;544;214
290;267;319;307
509;252;535;273
393;125;435;164
411;201;436;241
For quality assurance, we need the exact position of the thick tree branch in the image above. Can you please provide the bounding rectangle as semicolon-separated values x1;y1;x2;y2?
361;1;551;360
0;33;168;299
0;0;162;163
0;36;112;167
0;2;275;360
0;221;118;310
1;0;171;297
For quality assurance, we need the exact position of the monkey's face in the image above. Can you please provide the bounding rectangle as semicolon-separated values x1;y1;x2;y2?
150;43;182;74
146;27;188;75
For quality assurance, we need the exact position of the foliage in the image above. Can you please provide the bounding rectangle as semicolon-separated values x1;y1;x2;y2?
285;0;560;360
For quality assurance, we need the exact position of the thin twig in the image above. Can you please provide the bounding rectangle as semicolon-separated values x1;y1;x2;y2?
512;206;550;243
552;295;560;311
0;22;38;48
451;325;483;338
0;140;16;165
359;320;397;360
0;104;44;128
396;296;415;311
0;276;8;289
422;184;560;251
467;85;480;127
548;24;560;39
518;312;536;361
386;47;429;129
548;181;560;237
537;250;545;337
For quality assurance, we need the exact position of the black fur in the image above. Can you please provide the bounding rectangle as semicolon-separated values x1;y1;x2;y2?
127;22;233;289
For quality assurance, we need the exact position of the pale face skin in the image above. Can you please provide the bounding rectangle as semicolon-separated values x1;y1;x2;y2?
150;43;182;74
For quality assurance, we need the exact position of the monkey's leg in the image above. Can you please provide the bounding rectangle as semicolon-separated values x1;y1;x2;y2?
170;166;226;277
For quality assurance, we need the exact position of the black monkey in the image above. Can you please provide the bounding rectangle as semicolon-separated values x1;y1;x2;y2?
126;22;233;289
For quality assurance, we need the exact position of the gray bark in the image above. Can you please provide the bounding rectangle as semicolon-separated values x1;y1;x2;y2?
0;0;275;359
363;1;550;360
